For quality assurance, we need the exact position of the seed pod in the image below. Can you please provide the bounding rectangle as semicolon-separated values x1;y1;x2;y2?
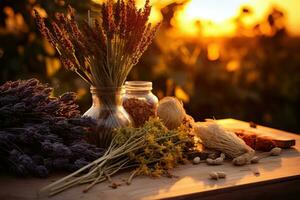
209;172;219;180
270;147;282;156
206;157;223;165
206;158;214;165
220;153;226;159
232;152;255;166
214;157;224;164
251;156;260;163
193;157;201;164
216;172;226;178
233;156;247;166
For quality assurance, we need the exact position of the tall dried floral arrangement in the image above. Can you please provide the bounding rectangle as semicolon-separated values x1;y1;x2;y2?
35;0;160;147
34;0;160;88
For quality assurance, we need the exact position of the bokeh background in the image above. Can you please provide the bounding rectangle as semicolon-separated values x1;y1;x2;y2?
0;0;300;133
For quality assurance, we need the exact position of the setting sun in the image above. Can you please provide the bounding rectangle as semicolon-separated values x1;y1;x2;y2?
183;0;248;22
92;0;300;37
172;0;247;36
173;0;300;37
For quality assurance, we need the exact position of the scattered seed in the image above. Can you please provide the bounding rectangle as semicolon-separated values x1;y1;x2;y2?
209;172;219;180
251;156;260;164
270;147;282;156
193;157;201;164
209;171;226;180
220;153;226;159
216;171;226;178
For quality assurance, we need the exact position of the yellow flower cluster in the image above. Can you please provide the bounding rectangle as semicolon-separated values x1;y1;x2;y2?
114;117;194;178
39;117;196;196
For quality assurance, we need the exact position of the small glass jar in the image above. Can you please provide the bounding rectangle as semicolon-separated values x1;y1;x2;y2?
83;86;132;148
122;81;158;127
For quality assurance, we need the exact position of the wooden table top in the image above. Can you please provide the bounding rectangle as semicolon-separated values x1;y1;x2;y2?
1;119;300;200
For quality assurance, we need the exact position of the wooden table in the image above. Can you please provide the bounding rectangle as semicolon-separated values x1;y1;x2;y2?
1;119;300;200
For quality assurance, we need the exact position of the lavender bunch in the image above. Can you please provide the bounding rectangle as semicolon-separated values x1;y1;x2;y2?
0;79;105;178
34;0;160;88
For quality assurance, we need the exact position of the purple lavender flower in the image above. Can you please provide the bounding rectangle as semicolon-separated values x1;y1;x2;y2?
34;165;49;178
18;154;36;171
41;140;53;154
53;158;69;170
0;79;105;178
52;142;72;158
74;158;89;169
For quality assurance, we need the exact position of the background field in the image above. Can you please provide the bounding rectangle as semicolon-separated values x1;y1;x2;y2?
1;0;299;133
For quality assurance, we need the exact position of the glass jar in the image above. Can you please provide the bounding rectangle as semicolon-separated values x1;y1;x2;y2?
84;86;132;148
122;81;158;127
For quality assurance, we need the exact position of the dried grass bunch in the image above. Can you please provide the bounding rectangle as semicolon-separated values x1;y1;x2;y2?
39;118;194;196
194;120;255;165
34;0;160;88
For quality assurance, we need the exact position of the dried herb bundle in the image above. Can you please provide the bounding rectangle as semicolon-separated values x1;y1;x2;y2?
34;0;160;88
0;79;105;177
39;118;195;196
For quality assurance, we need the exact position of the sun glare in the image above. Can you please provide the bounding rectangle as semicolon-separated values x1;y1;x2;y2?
91;0;300;37
176;0;300;36
184;0;248;23
173;0;250;37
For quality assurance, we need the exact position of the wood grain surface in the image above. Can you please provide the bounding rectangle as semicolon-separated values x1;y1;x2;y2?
0;119;299;200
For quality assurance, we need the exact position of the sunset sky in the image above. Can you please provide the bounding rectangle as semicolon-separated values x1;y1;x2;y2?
172;0;300;36
93;0;300;36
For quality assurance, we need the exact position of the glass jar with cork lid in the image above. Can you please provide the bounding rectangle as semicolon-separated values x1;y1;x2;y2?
122;81;158;127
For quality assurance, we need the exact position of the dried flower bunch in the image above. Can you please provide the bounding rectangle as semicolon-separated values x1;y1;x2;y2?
39;118;195;196
0;79;105;178
194;120;255;166
34;0;160;88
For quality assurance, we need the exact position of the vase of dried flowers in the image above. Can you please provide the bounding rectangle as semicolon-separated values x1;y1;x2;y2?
35;0;160;147
84;86;131;147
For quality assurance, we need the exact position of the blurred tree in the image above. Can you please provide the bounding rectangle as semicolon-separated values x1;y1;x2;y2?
0;0;299;133
133;4;300;133
0;0;97;111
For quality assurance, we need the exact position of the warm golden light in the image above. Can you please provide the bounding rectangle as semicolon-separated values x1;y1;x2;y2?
174;0;300;36
92;0;300;37
207;43;220;61
226;60;240;72
173;0;247;36
175;86;190;103
184;0;247;22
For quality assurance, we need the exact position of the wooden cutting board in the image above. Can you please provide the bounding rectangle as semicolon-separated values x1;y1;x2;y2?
0;119;299;200
219;119;296;149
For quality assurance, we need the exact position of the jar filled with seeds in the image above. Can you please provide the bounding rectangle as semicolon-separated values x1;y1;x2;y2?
122;81;158;127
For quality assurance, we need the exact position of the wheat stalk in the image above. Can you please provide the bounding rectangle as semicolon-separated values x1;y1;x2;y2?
34;0;160;88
